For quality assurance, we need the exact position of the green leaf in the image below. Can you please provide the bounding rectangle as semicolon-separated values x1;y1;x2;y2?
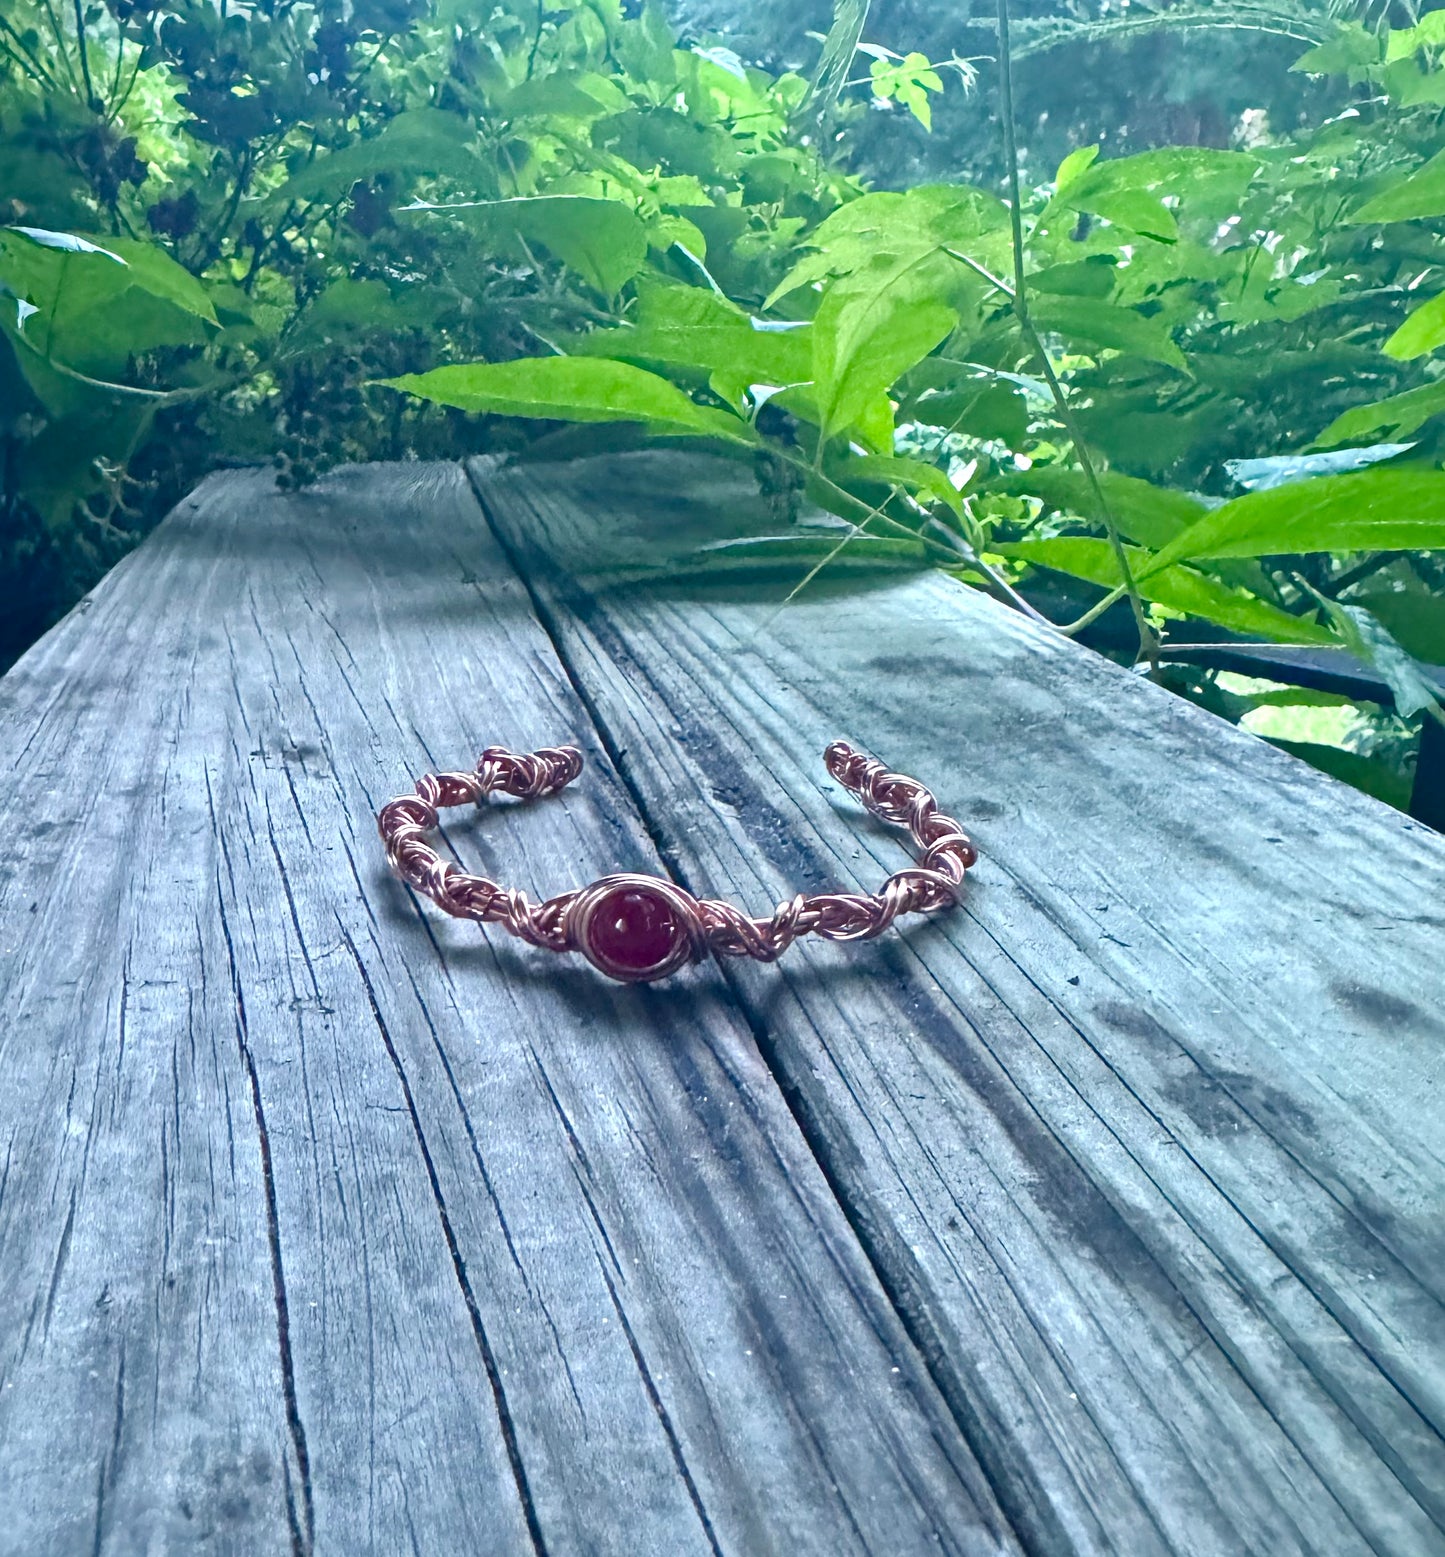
1031;297;1187;370
811;249;957;441
1073;405;1202;479
1379;55;1445;108
1002;537;1336;644
285;278;450;354
808;0;870;115
1030;258;1117;298
93;236;217;325
0;227;216;389
378;356;756;443
1313;379;1445;447
407;195;648;296
1348;147;1445;224
1054;145;1100;194
1086;147;1258;209
1291;24;1382;75
1002;467;1207;547
764;184;1010;309
1301;587;1444;717
869;52;944;130
646;212;709;258
4;227;119;258
909;381;1027;446
615;0;677;90
850;390;899;454
494;70;628;123
0;149;91;230
575;318;809;377
1351;564;1445;664
830;452;966;519
1246;688;1354;709
1384;11;1445;62
1062;180;1177;242
566;278;812;388
1;384;157;528
1051;148;1256;239
1384;290;1445;360
274;110;482;203
1141;466;1445;578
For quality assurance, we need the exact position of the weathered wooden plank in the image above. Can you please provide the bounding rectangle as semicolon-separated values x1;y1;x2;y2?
0;462;1018;1555
475;449;1445;1557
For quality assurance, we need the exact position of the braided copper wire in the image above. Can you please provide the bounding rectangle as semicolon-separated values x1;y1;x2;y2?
376;741;978;982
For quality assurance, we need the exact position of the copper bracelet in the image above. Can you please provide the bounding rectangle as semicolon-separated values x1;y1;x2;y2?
376;742;977;984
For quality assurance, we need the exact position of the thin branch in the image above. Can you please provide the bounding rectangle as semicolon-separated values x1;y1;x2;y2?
0;40;48;88
0;17;58;88
71;0;95;106
1057;582;1131;638
922;517;1055;625
105;24;126;109
107;37;144;123
781;457;962;561
943;245;1014;298
1330;550;1400;596
743;480;910;643
193;145;256;273
526;0;546;79
36;0;80;93
241;200;296;291
1006;7;1329;58
348;31;394;95
995;0;1158;668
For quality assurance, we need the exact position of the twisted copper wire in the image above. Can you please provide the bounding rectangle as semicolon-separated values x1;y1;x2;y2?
376;741;978;980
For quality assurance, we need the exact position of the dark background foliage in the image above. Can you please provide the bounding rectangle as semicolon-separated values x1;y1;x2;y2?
2;0;1443;810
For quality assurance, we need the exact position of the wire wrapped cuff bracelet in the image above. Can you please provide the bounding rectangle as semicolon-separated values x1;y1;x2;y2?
376;742;977;983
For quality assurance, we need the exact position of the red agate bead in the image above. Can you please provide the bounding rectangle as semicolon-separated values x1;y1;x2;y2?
573;875;695;982
590;887;678;970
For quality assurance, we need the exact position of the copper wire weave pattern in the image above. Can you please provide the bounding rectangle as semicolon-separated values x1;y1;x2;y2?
376;742;977;982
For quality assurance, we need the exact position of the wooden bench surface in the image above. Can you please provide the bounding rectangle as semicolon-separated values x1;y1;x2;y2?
0;454;1440;1556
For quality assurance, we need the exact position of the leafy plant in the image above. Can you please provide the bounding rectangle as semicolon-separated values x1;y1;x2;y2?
1;0;1442;812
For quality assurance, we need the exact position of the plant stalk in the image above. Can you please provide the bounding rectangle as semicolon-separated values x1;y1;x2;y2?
995;0;1158;668
72;0;96;107
0;18;58;89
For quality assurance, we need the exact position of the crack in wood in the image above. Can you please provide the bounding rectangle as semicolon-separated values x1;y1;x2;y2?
338;922;548;1557
217;876;315;1557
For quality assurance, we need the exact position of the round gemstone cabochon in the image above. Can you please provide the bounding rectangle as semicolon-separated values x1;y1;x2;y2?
588;885;680;976
574;876;694;981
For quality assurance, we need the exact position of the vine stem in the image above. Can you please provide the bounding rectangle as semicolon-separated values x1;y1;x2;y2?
775;452;961;561
34;0;76;91
742;478;931;645
71;0;95;107
0;17;58;89
995;0;1158;665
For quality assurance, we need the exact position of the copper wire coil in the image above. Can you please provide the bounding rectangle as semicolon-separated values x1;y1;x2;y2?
376;742;978;983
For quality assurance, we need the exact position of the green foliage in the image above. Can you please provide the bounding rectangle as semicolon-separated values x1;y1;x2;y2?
404;195;651;297
2;0;1443;813
1141;468;1445;572
866;51;944;131
999;537;1336;644
1303;584;1445;720
380;356;756;441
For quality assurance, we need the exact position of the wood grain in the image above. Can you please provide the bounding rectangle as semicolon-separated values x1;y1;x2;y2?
476;449;1445;1557
0;463;1017;1556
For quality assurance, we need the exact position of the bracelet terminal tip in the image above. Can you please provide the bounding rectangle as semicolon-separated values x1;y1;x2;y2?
476;744;585;799
824;739;870;792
